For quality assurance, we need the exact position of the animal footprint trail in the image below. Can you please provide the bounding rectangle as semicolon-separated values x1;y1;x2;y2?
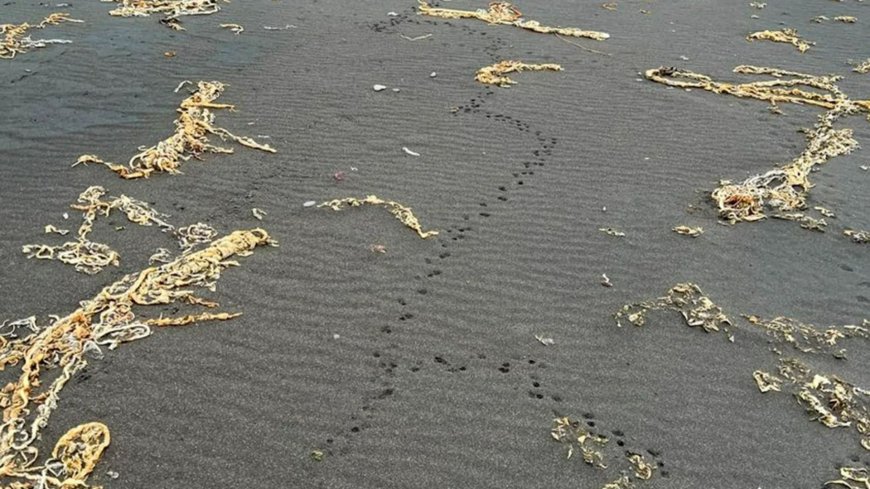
1;229;274;489
75;81;275;180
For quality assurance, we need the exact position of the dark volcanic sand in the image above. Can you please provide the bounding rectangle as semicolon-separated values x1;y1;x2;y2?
1;0;868;487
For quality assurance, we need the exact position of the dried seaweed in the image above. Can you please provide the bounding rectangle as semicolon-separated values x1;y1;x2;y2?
753;370;783;392
599;227;626;237
746;316;869;358
672;225;703;237
551;417;609;468
174;222;217;251
854;59;870;74
318;195;438;238
1;13;81;59
148;247;173;264
826;466;870;488
220;23;243;34
475;60;562;87
102;0;224;27
747;28;814;52
22;186;174;274
614;283;732;336
417;1;609;40
75;81;275;179
552;418;658;487
757;358;870;451
835;16;858;23
646;66;870;224
0;229;274;488
844;229;870;243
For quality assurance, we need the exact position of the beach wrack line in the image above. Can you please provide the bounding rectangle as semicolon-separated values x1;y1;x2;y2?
74;81;275;179
417;1;609;40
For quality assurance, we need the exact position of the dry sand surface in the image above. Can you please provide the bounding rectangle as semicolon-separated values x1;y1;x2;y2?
0;0;869;488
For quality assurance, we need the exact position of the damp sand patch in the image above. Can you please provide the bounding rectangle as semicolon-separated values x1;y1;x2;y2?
1;229;274;488
75;81;275;180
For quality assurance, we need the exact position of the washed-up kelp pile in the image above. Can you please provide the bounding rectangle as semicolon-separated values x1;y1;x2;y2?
75;81;275;179
22;186;173;274
746;315;869;358
551;417;657;488
417;1;610;40
1;229;274;488
102;0;224;30
826;466;870;489
617;284;870;458
475;61;562;87
1;13;81;59
613;282;734;339
646;66;870;228
318;195;439;238
754;358;869;451
747;28;814;52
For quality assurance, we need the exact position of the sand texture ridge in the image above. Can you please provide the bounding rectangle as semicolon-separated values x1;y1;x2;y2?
0;0;868;488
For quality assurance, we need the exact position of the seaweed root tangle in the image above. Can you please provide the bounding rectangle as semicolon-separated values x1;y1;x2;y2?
645;66;870;224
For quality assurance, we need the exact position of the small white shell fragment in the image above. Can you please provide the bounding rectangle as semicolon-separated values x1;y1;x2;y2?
429;71;437;78
303;200;317;207
373;84;387;92
387;11;398;16
535;334;555;346
402;147;421;157
62;212;69;220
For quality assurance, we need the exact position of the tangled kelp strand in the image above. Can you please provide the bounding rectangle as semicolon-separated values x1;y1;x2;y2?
599;227;626;237
318;195;438;238
44;225;69;236
835;16;858;23
174;222;217;251
753;370;783;392
672;225;703;237
148;247;173;264
22;186;174;274
475;60;562;87
0;229;274;488
102;0;223;27
614;283;732;336
627;453;655;480
418;1;609;40
75;81;275;179
844;229;870;243
747;316;869;358
747;28;814;52
1;13;82;59
826;466;870;488
220;23;243;34
756;358;870;451
854;59;870;74
646;66;870;225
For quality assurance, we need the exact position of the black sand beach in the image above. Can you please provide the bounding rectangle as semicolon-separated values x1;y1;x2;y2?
1;0;868;487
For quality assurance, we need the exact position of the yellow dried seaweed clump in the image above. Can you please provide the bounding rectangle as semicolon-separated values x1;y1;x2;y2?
826;466;870;488
746;316;869;358
75;81;275;179
646;66;870;225
103;0;224;29
475;60;562;87
755;358;870;451
417;1;609;40
614;282;733;336
1;13;82;59
1;229;274;488
319;195;439;239
854;59;870;74
747;28;814;52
